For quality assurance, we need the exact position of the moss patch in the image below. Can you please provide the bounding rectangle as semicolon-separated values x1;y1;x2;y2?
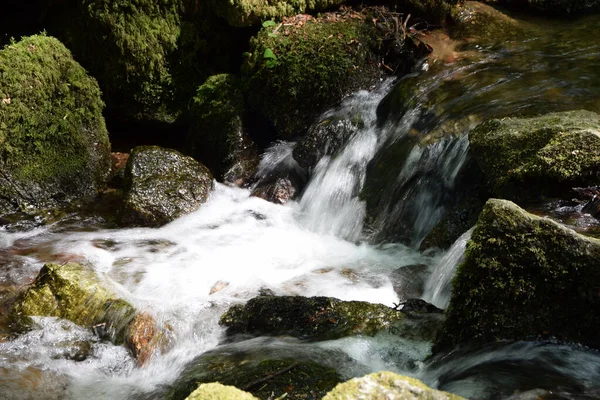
185;383;258;400
0;34;110;214
436;199;600;351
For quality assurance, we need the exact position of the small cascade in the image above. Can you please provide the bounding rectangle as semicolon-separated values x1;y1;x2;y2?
422;227;473;309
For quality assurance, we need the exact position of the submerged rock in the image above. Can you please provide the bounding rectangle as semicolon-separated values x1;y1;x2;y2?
0;35;111;215
244;8;429;139
184;382;258;400
169;341;343;400
188;74;259;185
323;371;465;400
122;146;214;226
251;178;298;204
469;110;600;201
436;199;600;351
220;295;404;340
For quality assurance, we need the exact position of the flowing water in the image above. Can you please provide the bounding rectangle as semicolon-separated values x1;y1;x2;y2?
1;9;600;400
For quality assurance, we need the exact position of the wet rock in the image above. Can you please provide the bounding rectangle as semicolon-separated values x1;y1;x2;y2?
11;262;136;344
244;8;428;139
0;35;111;216
469;110;600;202
492;0;600;13
251;178;297;204
220;295;404;340
187;74;260;185
168;339;343;400
576;187;600;219
0;366;70;400
391;264;429;300
436;199;600;351
122;146;214;226
450;1;527;42
292;115;362;169
108;152;130;189
323;371;465;400
184;382;258;400
125;313;168;366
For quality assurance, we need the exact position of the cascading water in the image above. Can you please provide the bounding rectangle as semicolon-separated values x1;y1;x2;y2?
2;10;600;400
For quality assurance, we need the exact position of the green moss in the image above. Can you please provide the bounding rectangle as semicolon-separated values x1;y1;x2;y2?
220;295;404;340
469;110;600;200
0;34;110;213
324;371;465;400
185;383;258;400
499;0;600;13
208;0;346;27
12;262;136;343
436;199;600;351
188;74;259;182
243;16;380;139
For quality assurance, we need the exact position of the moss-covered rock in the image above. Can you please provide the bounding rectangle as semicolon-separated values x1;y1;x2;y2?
46;0;183;122
185;383;258;400
169;344;343;400
220;295;404;340
244;8;429;139
11;262;136;343
187;74;259;184
436;199;600;351
0;35;111;215
449;1;528;42
122;146;214;226
469;110;600;201
323;371;465;400
208;0;346;27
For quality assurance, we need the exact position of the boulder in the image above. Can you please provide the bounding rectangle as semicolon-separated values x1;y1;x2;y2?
490;0;600;13
436;199;600;351
11;262;136;344
187;74;259;184
449;1;527;42
122;146;214;226
323;371;465;400
243;7;429;139
220;295;404;340
0;35;111;215
207;0;346;27
184;383;258;400
10;262;165;365
469;110;600;201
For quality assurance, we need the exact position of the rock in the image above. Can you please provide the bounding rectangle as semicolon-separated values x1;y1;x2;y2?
207;0;346;27
168;340;343;400
0;366;70;400
122;146;214;226
449;1;527;42
220;295;404;340
469;110;600;201
323;371;465;400
125;312;168;366
293;115;362;169
0;35;111;215
391;264;429;300
244;8;429;139
184;383;258;400
187;74;259;184
11;263;136;344
583;196;600;219
251;178;297;204
436;199;600;351
491;0;600;13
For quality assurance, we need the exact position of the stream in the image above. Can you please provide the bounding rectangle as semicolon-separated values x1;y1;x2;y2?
2;9;600;400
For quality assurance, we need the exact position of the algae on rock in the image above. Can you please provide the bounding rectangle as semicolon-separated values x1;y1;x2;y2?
184;383;258;400
0;34;111;215
469;110;600;201
436;199;600;351
220;295;404;340
324;371;465;400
